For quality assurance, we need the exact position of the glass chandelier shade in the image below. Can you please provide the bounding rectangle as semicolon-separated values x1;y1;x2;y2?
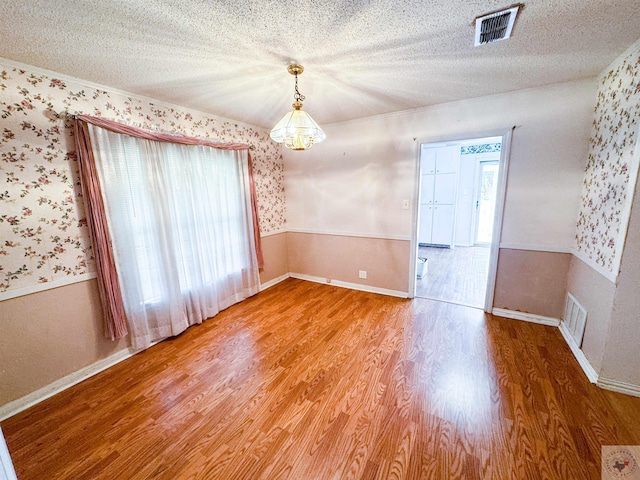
270;64;326;150
270;102;326;150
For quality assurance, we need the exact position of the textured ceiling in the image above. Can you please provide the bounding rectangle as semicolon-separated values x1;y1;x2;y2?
2;1;640;128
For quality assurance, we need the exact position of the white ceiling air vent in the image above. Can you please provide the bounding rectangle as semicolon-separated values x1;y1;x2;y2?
474;5;521;46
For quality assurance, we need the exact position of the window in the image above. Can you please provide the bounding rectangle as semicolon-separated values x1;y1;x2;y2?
86;123;260;348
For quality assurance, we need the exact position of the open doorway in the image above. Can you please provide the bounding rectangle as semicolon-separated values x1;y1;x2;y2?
413;135;507;309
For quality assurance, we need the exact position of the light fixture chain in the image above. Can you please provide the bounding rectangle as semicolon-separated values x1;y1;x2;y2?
271;63;325;150
294;73;305;103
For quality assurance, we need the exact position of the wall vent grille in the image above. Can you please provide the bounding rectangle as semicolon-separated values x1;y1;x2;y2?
474;5;521;46
563;293;588;348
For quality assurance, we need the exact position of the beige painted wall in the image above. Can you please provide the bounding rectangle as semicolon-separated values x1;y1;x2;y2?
600;174;640;385
494;249;572;319
284;79;596;311
0;280;129;406
287;232;410;293
259;232;289;285
284;79;596;250
566;256;616;374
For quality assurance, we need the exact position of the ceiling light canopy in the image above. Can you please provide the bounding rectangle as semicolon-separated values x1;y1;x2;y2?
270;64;326;150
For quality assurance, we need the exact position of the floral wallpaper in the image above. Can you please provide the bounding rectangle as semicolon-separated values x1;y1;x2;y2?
0;61;285;293
575;42;640;272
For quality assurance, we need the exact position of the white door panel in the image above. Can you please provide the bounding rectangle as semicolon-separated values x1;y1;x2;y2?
420;148;436;174
435;146;459;174
434;173;457;205
432;205;455;245
420;174;435;205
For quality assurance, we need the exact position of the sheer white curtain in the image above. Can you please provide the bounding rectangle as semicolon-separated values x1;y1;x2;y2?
87;124;260;349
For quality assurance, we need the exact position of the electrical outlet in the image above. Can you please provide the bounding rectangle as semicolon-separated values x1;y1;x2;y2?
359;270;367;279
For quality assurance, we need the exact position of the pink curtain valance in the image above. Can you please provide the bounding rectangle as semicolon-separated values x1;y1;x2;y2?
74;114;250;151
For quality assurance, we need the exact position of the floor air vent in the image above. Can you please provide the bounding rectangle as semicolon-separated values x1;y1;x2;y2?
562;293;587;347
474;5;521;46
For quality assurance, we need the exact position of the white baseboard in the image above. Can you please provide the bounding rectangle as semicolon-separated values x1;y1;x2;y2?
558;322;599;383
289;273;408;298
0;277;297;420
491;308;560;326
1;272;402;421
597;377;640;398
0;345;145;422
259;273;290;291
499;309;640;396
3;285;638;423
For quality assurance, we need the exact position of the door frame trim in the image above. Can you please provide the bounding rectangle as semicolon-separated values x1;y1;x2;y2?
0;427;18;480
409;127;514;313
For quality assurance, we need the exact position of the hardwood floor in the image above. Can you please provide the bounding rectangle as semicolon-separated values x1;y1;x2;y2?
3;278;640;479
416;246;490;308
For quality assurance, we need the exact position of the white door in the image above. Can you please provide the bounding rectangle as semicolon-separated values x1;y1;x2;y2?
432;204;455;245
418;145;459;247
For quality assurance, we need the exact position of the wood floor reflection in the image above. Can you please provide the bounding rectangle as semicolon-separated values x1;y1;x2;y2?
416;245;490;308
3;279;640;479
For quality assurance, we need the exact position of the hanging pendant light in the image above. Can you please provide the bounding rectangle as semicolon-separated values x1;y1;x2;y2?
270;64;326;150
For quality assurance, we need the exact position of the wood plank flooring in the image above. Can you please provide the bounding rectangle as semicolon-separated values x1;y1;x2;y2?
3;278;640;479
416;246;490;308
